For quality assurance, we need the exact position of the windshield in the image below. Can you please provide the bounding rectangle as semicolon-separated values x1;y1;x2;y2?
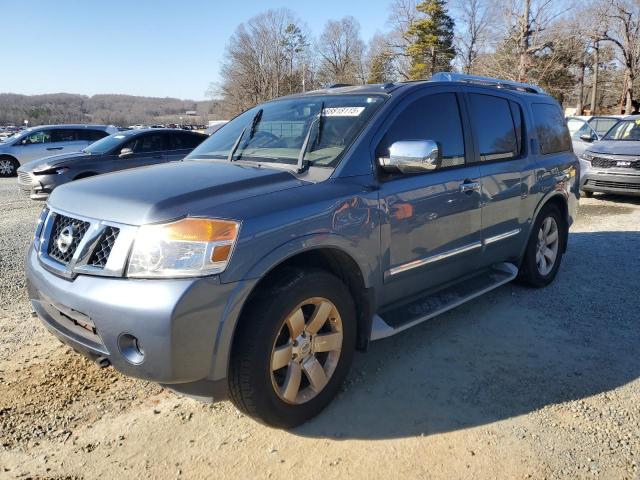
603;119;640;141
187;95;385;169
83;133;128;154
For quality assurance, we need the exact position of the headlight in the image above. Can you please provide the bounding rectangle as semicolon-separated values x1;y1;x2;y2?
127;217;240;278
581;152;594;162
33;166;69;175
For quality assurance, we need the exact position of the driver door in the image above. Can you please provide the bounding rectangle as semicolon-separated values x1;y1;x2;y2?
377;89;483;306
116;133;167;171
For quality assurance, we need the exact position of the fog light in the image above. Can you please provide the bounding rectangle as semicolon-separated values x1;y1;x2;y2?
118;333;145;364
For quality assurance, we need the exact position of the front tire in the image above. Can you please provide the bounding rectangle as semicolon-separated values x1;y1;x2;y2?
581;190;593;198
229;269;356;428
0;157;18;177
518;204;565;288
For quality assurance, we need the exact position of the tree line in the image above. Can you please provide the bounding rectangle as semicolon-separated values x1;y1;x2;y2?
211;0;640;117
0;93;219;127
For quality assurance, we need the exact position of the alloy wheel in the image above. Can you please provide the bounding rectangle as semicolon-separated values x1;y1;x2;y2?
0;160;15;176
536;216;559;276
270;297;343;405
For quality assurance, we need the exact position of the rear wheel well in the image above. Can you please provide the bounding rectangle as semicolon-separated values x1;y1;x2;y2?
241;248;372;351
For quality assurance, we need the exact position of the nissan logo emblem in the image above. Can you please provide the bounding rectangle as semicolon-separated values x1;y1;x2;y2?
56;225;75;254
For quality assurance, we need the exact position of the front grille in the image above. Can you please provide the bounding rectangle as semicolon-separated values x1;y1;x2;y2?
591;156;640;170
586;179;640;191
46;214;90;264
18;171;32;184
88;226;120;268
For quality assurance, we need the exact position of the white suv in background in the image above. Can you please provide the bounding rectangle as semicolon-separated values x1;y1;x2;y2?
0;124;117;177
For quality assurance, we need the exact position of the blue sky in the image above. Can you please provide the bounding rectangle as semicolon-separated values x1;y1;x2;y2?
0;0;396;100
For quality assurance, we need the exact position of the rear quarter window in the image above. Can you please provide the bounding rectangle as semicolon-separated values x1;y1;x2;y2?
532;103;571;154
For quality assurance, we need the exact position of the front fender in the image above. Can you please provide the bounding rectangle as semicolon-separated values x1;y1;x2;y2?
243;232;377;288
210;233;378;381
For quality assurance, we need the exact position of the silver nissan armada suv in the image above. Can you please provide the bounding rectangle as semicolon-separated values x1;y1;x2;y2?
26;73;578;428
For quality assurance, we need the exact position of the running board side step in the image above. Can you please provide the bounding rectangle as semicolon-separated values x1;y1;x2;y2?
370;262;518;341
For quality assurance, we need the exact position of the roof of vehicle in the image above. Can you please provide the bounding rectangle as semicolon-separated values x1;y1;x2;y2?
110;128;207;137
22;124;116;132
285;72;552;101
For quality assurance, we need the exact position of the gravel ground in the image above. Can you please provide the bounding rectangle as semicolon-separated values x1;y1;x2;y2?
0;177;638;479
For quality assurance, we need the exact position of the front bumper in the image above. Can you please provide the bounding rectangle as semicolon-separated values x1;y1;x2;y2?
26;245;254;396
580;168;640;196
17;172;66;200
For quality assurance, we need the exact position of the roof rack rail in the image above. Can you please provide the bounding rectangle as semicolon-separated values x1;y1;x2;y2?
327;83;353;89
430;72;547;94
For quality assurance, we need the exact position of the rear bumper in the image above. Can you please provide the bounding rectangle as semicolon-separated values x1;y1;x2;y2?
25;245;257;398
580;170;640;196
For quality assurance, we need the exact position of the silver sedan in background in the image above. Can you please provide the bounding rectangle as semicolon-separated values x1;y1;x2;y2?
17;129;207;200
0;124;117;176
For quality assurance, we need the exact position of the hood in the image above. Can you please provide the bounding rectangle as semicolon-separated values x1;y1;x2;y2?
19;151;94;172
587;140;640;156
47;160;307;225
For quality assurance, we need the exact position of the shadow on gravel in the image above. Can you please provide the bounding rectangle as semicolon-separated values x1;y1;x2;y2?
296;231;640;439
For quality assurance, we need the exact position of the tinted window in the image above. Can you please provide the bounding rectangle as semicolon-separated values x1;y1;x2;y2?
77;129;109;142
532;103;571;154
566;118;596;141
468;94;518;161
23;130;52;144
125;134;165;153
378;93;465;170
170;132;204;150
51;129;77;143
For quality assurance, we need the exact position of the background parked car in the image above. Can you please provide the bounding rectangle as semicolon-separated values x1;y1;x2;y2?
579;115;640;197
17;128;207;200
566;116;622;157
0;124;117;177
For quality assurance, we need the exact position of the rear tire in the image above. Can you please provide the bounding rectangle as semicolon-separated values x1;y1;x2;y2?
0;157;18;177
581;190;593;198
228;269;356;428
518;204;565;288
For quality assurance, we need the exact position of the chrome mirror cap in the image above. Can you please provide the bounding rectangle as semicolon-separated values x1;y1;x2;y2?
379;140;440;173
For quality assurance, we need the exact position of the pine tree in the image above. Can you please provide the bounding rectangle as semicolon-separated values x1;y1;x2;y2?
406;0;456;80
367;51;394;84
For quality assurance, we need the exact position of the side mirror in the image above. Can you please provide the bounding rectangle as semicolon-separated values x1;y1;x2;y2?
379;140;440;173
579;133;596;143
119;147;133;158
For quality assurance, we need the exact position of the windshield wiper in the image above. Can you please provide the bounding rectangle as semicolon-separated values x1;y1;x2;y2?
227;109;263;162
297;101;324;173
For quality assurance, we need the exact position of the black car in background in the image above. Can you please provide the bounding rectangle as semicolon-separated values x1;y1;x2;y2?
17;129;207;200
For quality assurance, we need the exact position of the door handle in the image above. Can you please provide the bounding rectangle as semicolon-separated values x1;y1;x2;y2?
459;181;481;194
46;147;63;151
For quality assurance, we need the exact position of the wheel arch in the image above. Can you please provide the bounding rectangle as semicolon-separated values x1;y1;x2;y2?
526;192;570;255
212;243;375;381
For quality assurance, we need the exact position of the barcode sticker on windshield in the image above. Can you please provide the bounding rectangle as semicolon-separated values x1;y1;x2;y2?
322;107;365;117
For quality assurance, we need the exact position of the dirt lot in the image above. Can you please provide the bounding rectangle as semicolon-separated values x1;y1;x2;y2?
0;178;638;480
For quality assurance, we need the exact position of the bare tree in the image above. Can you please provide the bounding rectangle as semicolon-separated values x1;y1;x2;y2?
216;9;310;116
596;0;640;113
316;17;366;85
452;0;495;73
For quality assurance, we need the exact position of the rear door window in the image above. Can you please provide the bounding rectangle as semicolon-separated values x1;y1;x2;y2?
377;92;466;170
532;103;571;154
51;129;77;143
127;134;166;153
77;129;109;142
467;94;519;161
170;132;204;150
